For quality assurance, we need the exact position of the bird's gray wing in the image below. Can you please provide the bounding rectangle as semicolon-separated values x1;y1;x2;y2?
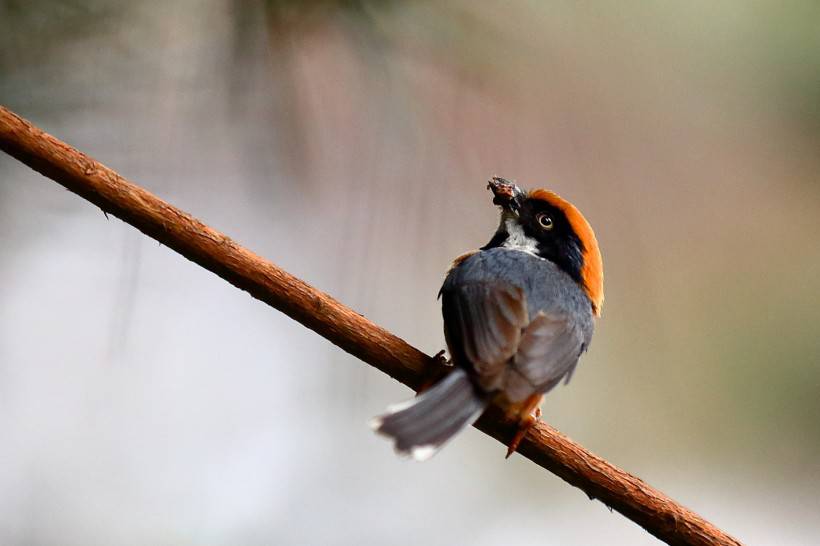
503;311;586;402
441;282;529;392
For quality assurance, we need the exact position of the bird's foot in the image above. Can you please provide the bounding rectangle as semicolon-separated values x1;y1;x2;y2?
416;350;450;395
505;394;543;458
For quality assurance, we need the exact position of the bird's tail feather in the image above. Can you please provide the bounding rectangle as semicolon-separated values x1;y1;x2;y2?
371;369;488;461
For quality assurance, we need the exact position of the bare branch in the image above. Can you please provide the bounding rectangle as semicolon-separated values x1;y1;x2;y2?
0;105;742;546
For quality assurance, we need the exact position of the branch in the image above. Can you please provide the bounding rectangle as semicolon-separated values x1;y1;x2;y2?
0;105;742;546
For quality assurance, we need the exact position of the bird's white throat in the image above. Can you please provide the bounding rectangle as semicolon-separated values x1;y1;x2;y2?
501;218;539;255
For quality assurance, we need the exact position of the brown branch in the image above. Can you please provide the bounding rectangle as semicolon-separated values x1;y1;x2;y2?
0;105;742;546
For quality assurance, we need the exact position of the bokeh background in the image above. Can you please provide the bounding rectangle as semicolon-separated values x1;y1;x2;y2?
1;1;819;544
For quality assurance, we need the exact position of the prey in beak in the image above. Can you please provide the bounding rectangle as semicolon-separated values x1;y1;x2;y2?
487;176;526;214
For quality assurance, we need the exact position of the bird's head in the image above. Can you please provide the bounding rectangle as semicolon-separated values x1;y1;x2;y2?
485;177;604;316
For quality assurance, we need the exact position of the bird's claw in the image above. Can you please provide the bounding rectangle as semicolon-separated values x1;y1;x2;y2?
504;394;543;458
416;350;451;395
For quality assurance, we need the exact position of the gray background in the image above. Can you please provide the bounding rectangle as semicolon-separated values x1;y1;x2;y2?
2;1;819;544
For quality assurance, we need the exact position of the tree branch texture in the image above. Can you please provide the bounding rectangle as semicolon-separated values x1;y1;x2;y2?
0;105;742;546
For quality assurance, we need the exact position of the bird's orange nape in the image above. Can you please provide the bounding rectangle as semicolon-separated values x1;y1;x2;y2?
528;189;604;316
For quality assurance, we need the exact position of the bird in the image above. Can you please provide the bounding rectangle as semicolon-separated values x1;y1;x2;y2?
372;177;603;460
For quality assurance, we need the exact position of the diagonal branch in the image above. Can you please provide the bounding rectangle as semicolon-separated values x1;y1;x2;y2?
0;105;742;546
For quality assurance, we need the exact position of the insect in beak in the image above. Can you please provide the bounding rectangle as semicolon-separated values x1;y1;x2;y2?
487;176;525;215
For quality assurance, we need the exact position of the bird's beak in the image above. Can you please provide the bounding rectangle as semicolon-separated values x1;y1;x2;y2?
487;177;525;214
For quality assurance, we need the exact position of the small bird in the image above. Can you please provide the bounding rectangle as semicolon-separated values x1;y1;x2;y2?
372;177;603;460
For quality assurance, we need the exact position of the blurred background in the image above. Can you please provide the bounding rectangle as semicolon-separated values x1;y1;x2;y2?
1;1;819;544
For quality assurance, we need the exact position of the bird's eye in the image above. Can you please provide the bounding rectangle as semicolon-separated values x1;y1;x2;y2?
536;213;554;230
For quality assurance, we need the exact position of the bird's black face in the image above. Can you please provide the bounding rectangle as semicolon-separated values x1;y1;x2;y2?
483;196;585;284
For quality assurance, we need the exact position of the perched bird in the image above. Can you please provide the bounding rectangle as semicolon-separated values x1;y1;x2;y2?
372;177;603;460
